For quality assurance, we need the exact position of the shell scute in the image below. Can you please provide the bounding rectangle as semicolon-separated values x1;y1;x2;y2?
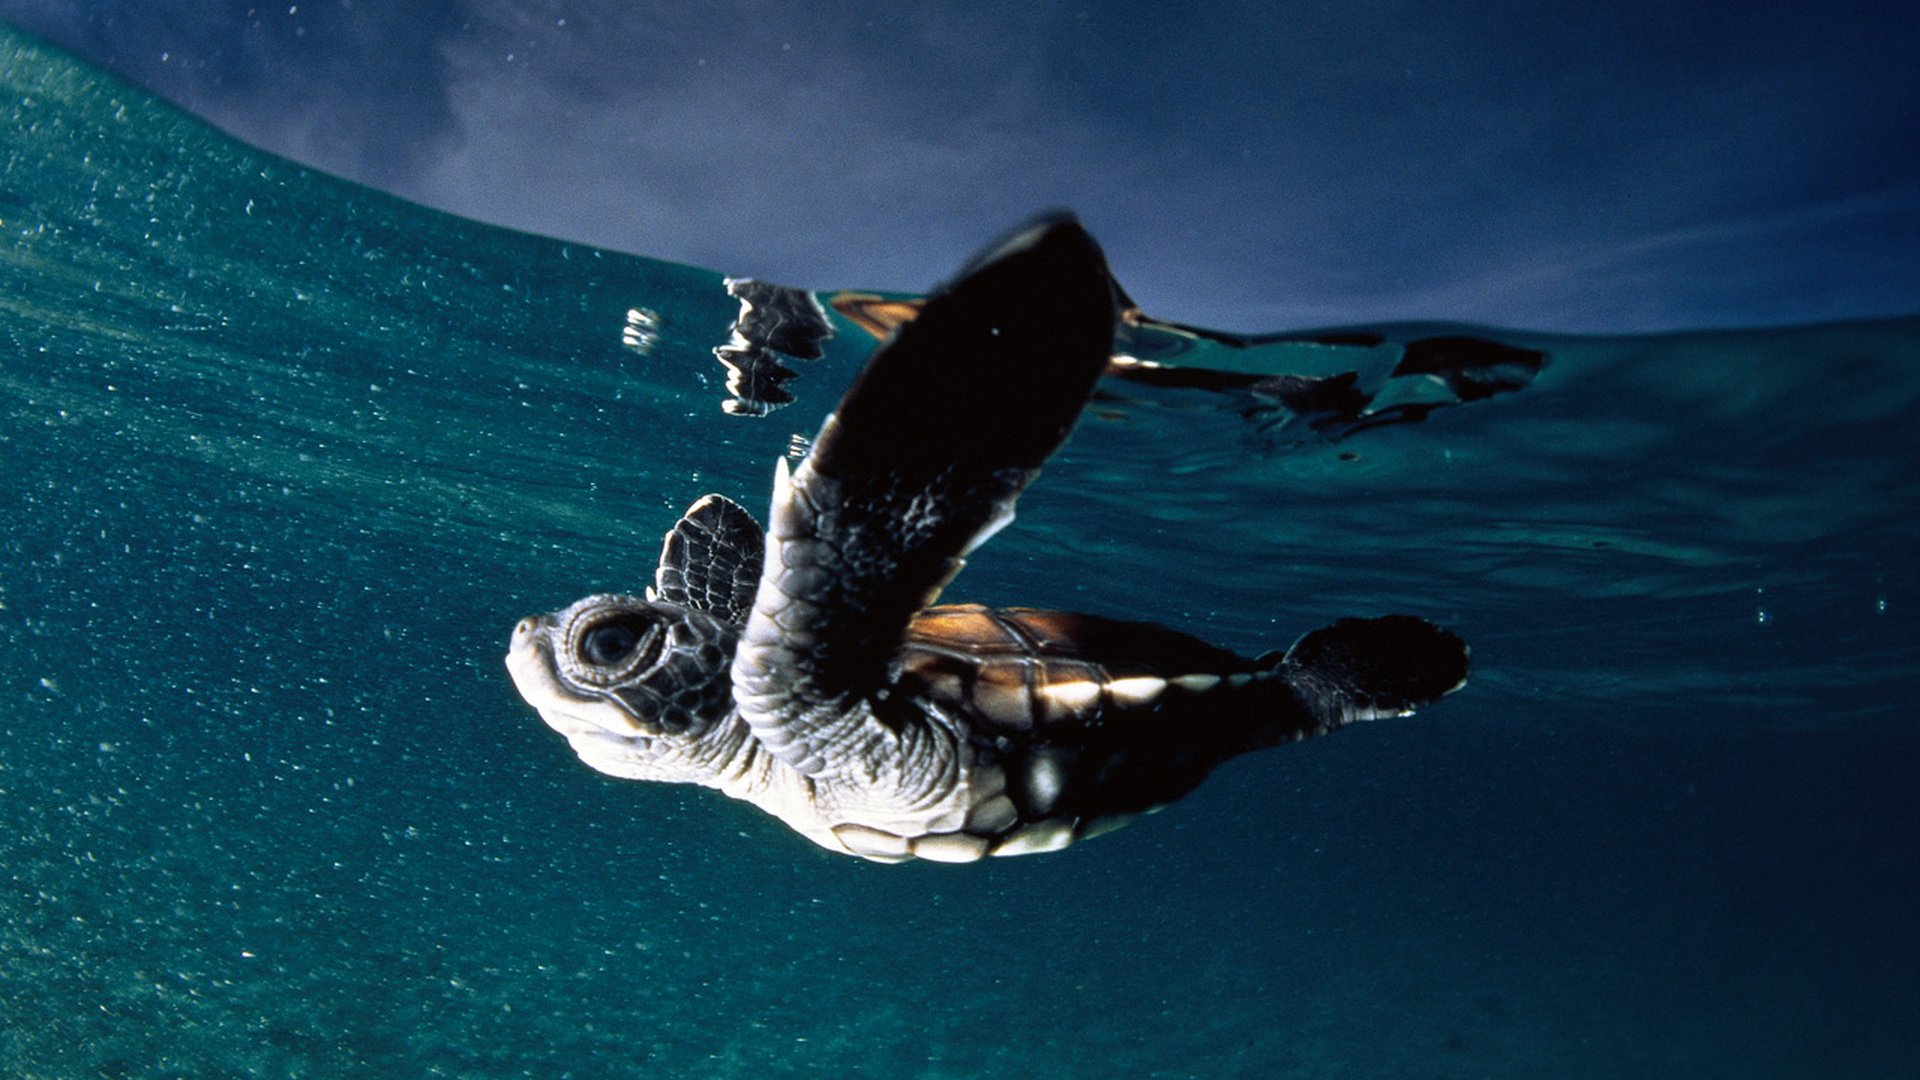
969;660;1037;730
906;604;1023;651
833;823;912;859
910;831;992;863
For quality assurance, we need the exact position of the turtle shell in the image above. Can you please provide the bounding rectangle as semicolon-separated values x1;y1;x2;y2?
895;603;1261;737
842;603;1279;860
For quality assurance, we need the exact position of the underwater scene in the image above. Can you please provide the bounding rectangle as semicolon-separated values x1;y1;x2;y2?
2;24;1917;1079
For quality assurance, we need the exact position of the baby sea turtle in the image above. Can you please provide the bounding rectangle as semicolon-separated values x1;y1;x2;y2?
505;217;1469;863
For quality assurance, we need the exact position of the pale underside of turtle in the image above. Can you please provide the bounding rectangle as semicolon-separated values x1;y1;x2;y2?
505;217;1469;863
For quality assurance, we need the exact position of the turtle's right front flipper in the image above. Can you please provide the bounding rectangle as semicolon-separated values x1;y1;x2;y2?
734;217;1120;776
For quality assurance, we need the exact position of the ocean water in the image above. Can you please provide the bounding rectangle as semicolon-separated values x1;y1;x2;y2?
3;24;1917;1079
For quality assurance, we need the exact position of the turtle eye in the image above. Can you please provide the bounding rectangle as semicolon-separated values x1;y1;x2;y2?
581;616;653;667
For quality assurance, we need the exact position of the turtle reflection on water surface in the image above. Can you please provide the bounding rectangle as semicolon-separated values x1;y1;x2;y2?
506;217;1469;863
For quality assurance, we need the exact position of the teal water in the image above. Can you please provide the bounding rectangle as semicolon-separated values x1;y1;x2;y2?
3;26;1918;1079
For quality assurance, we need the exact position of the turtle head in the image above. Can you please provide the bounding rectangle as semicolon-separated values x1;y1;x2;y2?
506;594;745;785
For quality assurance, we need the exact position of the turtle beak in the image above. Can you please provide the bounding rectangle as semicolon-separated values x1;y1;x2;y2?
505;615;566;711
506;614;666;780
506;614;652;739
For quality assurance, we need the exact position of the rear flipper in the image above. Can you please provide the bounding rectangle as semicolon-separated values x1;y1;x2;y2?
1264;615;1470;733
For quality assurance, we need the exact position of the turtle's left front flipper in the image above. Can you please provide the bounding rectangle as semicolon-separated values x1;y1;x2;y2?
734;217;1120;776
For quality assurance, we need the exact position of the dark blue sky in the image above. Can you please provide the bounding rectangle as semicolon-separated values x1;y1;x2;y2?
4;0;1916;331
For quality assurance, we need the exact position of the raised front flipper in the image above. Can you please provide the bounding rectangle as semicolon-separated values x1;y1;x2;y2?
733;217;1120;776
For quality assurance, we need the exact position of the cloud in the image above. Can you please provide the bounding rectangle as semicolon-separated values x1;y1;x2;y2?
1348;187;1920;332
410;5;1142;281
0;0;474;186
